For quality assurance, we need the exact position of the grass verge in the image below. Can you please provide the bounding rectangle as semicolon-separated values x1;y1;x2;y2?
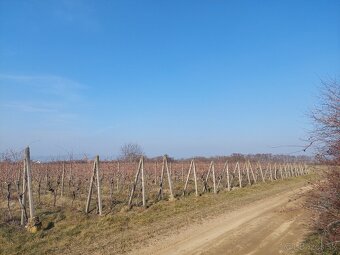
1;174;315;255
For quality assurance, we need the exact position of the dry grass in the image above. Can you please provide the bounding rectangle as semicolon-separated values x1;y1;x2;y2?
0;174;315;255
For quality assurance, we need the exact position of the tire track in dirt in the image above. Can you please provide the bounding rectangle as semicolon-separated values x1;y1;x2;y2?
130;186;311;255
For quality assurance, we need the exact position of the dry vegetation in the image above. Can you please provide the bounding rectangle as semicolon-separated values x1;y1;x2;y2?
0;170;314;255
297;79;340;255
0;148;312;254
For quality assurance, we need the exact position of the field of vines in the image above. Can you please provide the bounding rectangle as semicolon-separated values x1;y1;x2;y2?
0;148;309;227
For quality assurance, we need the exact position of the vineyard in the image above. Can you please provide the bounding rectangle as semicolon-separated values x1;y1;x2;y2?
0;147;310;231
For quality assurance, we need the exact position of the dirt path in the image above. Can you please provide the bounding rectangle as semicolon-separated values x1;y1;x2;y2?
130;186;311;255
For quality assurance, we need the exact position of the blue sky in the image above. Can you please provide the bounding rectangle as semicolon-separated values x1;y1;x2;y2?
0;0;339;159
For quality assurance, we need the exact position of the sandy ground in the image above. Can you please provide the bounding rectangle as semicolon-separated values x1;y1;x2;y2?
129;186;311;255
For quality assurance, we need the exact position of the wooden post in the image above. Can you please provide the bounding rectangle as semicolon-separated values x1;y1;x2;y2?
183;160;193;195
269;163;273;181
45;168;49;194
181;163;184;182
216;162;225;190
248;161;256;183
203;162;213;192
21;158;27;225
25;147;35;220
128;157;142;209
212;162;216;194
237;162;242;188
154;161;157;184
61;162;65;197
68;162;73;191
204;161;216;193
263;164;269;180
295;164;298;176
226;162;231;191
193;160;198;196
290;164;294;176
303;164;307;174
203;161;217;194
85;156;102;215
95;156;102;215
158;159;165;200
85;160;96;214
183;159;198;196
164;156;175;200
299;164;303;176
258;163;265;183
294;164;297;176
284;164;288;178
140;157;146;208
246;162;251;185
116;161;119;191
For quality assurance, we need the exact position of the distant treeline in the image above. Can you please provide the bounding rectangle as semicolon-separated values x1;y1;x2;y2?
0;149;313;163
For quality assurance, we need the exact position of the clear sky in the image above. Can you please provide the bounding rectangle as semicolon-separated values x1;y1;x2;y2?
0;0;339;159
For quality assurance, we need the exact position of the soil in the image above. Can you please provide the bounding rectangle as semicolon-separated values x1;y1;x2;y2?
129;186;311;255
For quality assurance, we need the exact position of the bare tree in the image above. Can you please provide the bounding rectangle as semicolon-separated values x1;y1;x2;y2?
305;79;340;253
310;79;340;164
119;143;144;162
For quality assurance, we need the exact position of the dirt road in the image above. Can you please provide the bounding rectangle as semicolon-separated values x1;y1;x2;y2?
130;187;311;255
